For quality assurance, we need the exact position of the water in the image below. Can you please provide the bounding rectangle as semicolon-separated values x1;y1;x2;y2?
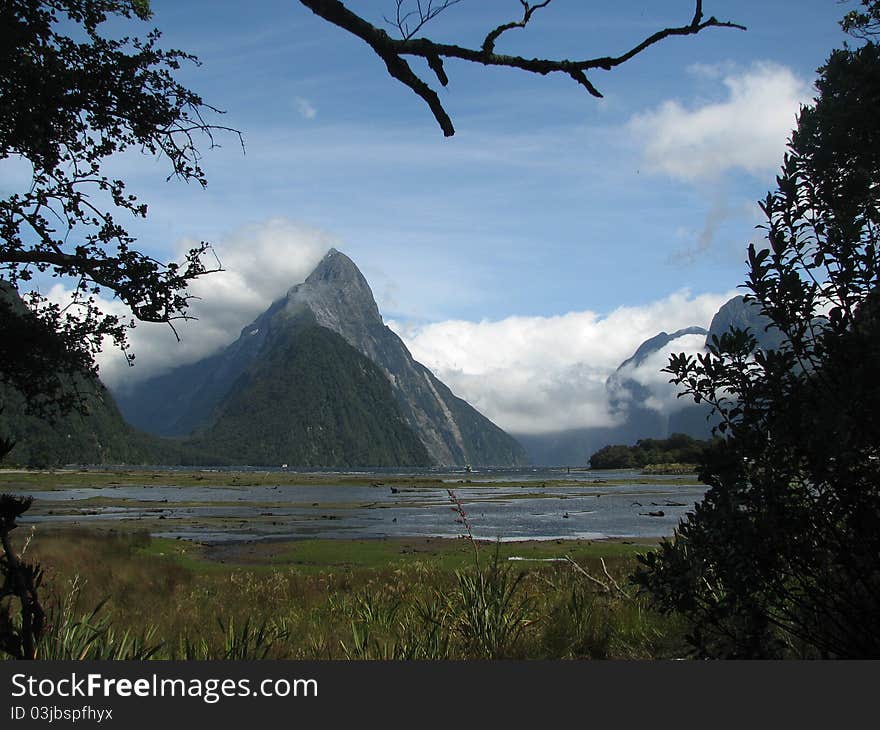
11;467;706;543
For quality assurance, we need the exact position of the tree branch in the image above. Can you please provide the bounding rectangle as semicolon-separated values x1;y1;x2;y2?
1;248;221;324
385;0;464;40
298;0;746;136
482;0;552;55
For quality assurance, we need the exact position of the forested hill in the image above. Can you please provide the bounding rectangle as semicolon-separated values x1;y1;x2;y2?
589;434;713;470
188;324;430;467
0;378;204;468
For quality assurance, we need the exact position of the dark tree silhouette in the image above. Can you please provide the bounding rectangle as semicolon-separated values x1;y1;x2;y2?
297;0;745;136
842;0;880;40
1;0;239;415
634;18;880;658
0;491;44;659
1;0;240;657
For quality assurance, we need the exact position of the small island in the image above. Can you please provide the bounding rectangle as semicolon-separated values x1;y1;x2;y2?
589;433;713;472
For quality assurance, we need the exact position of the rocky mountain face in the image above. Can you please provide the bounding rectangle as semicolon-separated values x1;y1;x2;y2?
707;295;787;350
116;249;527;467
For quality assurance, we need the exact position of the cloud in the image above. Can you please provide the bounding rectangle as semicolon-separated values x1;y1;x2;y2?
668;189;758;263
79;218;333;389
612;333;708;415
389;290;735;434
630;62;813;181
295;97;317;120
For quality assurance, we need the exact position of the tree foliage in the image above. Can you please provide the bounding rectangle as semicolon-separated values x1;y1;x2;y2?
841;0;880;40
633;31;880;658
0;0;236;415
589;434;712;470
298;0;745;136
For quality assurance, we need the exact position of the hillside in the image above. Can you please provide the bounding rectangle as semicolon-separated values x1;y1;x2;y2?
188;324;430;467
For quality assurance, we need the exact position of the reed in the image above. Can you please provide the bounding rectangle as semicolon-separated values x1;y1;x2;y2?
3;527;687;660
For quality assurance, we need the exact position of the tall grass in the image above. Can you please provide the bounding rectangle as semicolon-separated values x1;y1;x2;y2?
450;552;533;658
3;528;687;660
36;578;162;660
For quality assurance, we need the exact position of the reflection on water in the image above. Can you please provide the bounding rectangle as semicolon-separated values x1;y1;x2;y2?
12;468;707;544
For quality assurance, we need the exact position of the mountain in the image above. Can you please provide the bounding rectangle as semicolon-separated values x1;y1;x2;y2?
115;249;527;467
516;296;787;466
0;377;204;468
606;326;708;417
515;327;713;466
0;281;184;467
707;295;787;351
187;321;429;467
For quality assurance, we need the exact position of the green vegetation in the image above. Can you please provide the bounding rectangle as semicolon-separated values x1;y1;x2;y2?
0;325;433;469
1;0;234;419
589;433;711;470
0;379;203;469
190;325;430;467
640;463;701;475
4;528;684;660
635;8;880;658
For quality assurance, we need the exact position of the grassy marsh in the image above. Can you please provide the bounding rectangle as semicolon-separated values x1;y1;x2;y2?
7;526;685;660
0;468;695;659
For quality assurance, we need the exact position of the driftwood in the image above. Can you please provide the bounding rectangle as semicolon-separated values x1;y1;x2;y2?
564;555;631;599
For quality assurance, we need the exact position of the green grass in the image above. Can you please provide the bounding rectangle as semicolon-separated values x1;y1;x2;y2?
1;527;686;660
208;536;657;573
0;468;691;659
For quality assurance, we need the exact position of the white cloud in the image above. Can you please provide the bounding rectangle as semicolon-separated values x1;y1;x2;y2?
70;218;333;389
613;333;708;415
630;62;813;181
295;97;317;120
390;290;735;434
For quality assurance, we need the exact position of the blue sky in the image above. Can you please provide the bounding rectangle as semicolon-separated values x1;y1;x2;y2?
109;1;846;315
18;1;856;433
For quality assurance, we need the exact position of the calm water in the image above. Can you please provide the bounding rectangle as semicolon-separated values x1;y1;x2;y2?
13;467;707;543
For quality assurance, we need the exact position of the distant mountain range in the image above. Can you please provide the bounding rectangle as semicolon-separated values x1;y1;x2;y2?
515;295;782;465
112;249;527;468
1;254;784;469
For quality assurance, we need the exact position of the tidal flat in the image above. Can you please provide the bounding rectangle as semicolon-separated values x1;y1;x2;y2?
1;468;700;658
0;467;702;490
0;467;706;544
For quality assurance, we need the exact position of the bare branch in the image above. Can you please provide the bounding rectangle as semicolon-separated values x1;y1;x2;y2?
427;52;448;86
380;48;456;135
385;0;464;40
482;0;552;55
298;0;746;136
600;556;632;599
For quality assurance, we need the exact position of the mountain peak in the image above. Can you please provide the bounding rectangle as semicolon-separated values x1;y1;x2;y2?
305;248;364;286
284;248;382;332
618;326;708;371
707;295;787;351
114;245;527;467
